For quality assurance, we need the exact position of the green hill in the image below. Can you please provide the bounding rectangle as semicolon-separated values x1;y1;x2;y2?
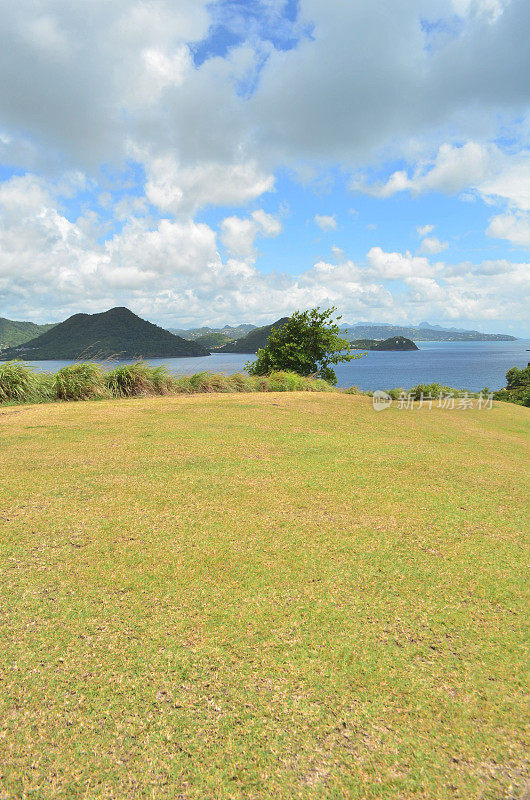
169;324;256;340
0;307;210;360
218;318;290;353
0;317;56;350
350;336;419;351
193;332;235;349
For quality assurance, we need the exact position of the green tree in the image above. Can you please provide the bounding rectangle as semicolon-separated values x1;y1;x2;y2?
246;307;364;385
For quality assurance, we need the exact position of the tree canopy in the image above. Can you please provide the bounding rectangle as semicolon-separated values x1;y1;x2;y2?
246;307;363;384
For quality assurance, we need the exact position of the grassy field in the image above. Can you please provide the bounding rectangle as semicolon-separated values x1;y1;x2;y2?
0;393;528;799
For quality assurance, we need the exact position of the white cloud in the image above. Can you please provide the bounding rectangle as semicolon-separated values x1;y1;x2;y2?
355;143;530;217
0;178;528;331
451;0;510;22
355;143;496;198
314;214;337;231
416;224;435;237
419;236;449;255
366;247;438;280
145;155;274;215
486;211;530;247
479;155;530;210
220;210;282;259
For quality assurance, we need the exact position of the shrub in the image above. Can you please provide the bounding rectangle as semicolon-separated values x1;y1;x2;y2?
55;363;108;401
407;382;465;400
266;371;334;392
282;371;308;391
34;372;56;402
494;365;530;407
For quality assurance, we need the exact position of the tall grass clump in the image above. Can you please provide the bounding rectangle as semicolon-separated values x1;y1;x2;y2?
227;373;254;392
306;377;335;392
187;372;232;393
105;362;153;397
0;361;39;403
149;365;175;394
266;371;334;392
172;375;193;394
105;362;175;397
55;363;108;401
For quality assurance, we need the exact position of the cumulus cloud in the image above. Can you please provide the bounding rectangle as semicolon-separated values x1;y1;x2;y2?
355;142;530;215
419;236;449;255
144;155;275;215
354;143;496;198
416;224;435;237
220;210;282;259
366;247;438;280
314;214;337;231
479;154;530;210
0;176;527;330
0;0;529;331
486;211;530;247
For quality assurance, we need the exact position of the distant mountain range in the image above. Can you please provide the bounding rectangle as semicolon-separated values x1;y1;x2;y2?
0;307;209;360
0;317;56;349
171;319;517;343
217;319;290;354
169;324;256;341
340;323;516;342
0;310;517;362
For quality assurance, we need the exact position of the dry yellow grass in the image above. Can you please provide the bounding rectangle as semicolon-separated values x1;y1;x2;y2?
0;393;528;799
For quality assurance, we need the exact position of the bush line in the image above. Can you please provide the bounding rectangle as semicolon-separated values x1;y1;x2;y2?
1;361;525;406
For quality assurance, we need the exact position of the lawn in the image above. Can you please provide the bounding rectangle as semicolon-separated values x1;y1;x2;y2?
0;393;528;799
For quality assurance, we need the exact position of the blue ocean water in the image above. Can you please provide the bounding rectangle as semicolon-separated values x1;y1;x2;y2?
6;340;530;392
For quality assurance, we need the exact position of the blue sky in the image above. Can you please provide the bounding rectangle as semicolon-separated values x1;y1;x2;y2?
0;0;529;334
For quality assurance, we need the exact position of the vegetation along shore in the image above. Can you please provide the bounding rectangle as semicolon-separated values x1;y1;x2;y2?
0;360;528;407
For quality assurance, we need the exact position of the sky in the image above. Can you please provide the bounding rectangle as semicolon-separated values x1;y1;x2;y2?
0;0;529;335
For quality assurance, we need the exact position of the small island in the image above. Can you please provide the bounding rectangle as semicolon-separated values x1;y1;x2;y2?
349;335;419;351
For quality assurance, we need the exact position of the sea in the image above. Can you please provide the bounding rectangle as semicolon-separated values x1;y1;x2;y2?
6;339;530;392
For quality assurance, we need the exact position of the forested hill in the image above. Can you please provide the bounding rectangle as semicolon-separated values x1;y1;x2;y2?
217;318;290;354
0;307;210;360
0;318;56;350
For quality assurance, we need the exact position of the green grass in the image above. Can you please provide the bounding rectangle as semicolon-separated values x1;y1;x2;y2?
0;393;528;799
